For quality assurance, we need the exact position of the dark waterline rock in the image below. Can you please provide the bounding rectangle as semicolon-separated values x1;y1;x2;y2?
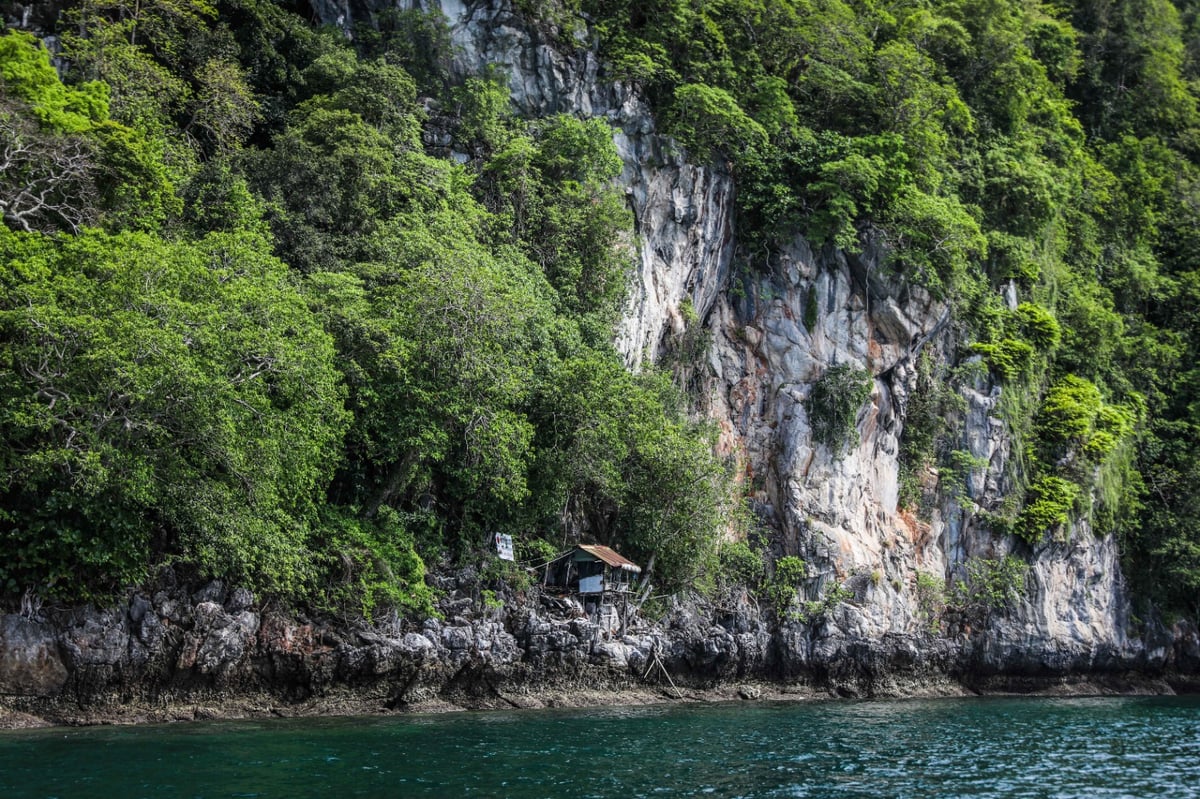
0;575;1196;729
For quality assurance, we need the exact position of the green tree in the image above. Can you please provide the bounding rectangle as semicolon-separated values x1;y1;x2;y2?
0;227;347;597
527;355;734;590
246;59;433;272
669;83;768;163
0;30;178;232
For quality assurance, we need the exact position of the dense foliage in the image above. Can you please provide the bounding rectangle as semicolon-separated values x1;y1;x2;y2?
2;0;1200;620
0;5;736;613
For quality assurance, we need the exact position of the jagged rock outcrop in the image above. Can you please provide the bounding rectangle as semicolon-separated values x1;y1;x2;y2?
3;571;1192;723
702;232;1159;676
0;576;784;719
0;616;67;696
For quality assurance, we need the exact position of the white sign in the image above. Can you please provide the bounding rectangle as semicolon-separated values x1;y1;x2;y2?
494;533;514;561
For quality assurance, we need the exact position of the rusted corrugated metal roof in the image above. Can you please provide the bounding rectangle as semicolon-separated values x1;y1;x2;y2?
577;544;642;573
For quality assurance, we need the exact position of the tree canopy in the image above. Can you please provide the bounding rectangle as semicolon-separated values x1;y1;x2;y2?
0;11;734;614
2;0;1200;620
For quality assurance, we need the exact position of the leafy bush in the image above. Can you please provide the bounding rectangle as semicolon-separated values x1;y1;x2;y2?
971;339;1036;382
803;286;820;332
480;553;534;595
1015;476;1080;543
807;364;873;453
718;538;765;590
882;185;987;298
914;570;946;635
948;555;1029;626
517;537;560;565
1013;303;1061;350
316;507;435;622
798;582;853;623
1035;375;1134;471
766;555;807;620
669;83;768;162
898;352;966;511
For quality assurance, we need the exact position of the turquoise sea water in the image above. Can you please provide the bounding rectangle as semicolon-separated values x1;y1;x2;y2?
2;696;1198;798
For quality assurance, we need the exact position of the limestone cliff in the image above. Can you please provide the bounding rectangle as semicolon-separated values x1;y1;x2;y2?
424;0;1177;676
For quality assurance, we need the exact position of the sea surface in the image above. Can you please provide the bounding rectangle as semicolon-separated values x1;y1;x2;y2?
2;695;1198;798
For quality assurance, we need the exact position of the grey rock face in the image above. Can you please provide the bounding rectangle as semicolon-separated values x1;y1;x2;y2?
0;616;67;696
703;229;1149;676
177;602;260;676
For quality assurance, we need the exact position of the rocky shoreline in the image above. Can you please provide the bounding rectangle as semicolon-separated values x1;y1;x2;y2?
6;677;1183;731
2;672;1192;731
2;573;1197;730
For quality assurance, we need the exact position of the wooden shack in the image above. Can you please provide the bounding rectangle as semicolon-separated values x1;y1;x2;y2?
543;544;642;630
543;544;641;597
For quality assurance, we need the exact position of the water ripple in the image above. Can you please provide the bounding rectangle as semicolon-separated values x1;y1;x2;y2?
1;696;1198;798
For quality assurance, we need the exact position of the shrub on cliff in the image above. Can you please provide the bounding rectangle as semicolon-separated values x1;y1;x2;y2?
806;364;874;454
